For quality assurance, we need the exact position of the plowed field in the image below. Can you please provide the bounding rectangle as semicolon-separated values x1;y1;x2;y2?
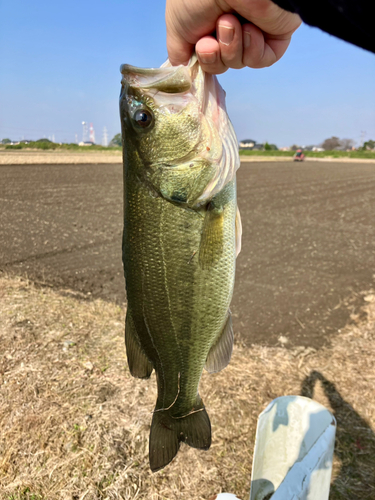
1;160;375;348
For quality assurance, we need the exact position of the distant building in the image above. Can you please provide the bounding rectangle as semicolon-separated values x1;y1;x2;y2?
79;141;95;147
239;139;257;149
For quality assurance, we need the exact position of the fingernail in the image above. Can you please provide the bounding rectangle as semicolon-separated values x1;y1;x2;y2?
198;52;217;64
244;31;251;49
218;25;234;46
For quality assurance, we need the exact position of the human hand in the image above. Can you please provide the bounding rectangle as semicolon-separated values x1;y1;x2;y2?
165;0;301;73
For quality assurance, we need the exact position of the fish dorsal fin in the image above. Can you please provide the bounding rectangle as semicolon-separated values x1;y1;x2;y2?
205;311;234;373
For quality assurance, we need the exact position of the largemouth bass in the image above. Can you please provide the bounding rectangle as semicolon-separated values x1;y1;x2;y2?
120;57;241;472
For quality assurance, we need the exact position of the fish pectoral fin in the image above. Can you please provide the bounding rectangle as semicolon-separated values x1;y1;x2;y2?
125;310;153;379
205;311;234;373
149;399;211;472
198;204;224;269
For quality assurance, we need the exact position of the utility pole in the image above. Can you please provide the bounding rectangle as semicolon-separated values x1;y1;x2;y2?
82;122;88;143
102;127;108;147
89;123;95;144
360;130;366;147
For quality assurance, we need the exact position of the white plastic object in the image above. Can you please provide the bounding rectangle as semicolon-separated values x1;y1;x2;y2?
250;396;336;500
214;495;241;499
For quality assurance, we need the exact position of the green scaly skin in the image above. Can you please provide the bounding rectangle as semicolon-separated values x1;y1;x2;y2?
123;155;236;416
120;62;238;470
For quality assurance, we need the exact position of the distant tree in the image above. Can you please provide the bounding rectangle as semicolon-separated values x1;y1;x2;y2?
321;136;340;150
239;139;256;149
240;139;257;144
290;144;301;151
35;138;52;143
363;139;375;150
1;138;12;144
110;133;122;147
339;138;355;150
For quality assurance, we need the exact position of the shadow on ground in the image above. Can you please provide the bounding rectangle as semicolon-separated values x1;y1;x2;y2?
301;371;375;499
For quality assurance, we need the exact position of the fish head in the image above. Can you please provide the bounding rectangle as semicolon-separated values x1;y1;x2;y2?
120;62;201;167
120;58;239;204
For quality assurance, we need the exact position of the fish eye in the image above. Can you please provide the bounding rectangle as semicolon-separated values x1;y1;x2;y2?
134;109;153;129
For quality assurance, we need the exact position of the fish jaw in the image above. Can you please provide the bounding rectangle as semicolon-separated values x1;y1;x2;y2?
120;63;192;94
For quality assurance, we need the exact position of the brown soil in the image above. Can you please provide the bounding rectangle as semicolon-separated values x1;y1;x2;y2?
1;161;375;349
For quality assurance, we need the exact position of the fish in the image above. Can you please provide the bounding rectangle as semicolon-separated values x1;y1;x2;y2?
119;56;242;472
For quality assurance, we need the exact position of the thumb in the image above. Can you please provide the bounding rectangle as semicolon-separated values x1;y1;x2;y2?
166;29;194;66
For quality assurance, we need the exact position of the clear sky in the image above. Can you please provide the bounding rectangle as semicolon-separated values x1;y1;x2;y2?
0;0;374;147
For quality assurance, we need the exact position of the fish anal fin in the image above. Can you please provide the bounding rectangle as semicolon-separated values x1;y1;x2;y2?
205;312;234;373
198;204;224;270
149;400;211;472
125;310;153;379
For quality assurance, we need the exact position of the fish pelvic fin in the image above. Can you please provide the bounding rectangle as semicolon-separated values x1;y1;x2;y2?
149;401;211;472
125;310;153;379
205;310;234;373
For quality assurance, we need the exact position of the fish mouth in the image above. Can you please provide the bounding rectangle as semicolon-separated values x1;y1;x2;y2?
120;62;193;94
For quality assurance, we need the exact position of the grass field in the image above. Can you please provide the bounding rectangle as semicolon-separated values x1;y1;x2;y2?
239;150;375;159
2;144;375;160
1;144;121;153
1;274;374;500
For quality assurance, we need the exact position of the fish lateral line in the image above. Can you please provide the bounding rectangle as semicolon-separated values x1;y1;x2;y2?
152;372;181;413
171;407;205;420
188;251;197;264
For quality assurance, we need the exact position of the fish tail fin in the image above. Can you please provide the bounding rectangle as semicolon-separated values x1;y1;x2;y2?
149;400;211;472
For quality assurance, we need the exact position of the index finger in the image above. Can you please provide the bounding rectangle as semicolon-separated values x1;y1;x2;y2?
166;30;194;66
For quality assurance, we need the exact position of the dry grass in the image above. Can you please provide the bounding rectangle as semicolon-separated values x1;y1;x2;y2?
0;273;374;500
0;151;122;165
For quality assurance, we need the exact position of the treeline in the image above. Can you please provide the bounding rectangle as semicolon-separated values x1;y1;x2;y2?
1;138;122;151
239;149;375;158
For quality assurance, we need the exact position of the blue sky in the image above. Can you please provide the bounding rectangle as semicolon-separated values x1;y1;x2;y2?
0;0;374;147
